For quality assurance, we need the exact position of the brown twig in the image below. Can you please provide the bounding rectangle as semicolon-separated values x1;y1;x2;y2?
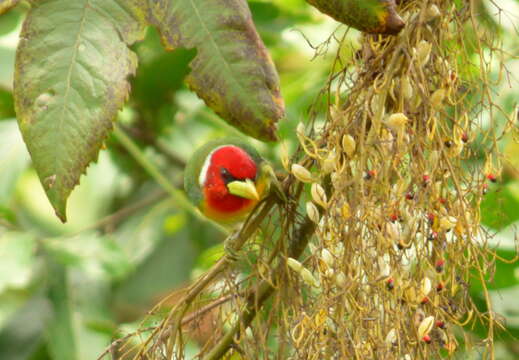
125;197;277;359
202;215;317;360
120;124;186;168
71;189;168;236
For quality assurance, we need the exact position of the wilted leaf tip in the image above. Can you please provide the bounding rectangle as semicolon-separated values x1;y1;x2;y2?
48;187;68;223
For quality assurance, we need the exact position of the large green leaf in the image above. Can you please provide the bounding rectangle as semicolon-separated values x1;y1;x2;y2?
147;0;285;141
14;0;146;221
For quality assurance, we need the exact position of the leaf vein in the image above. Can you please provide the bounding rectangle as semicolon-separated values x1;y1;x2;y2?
58;0;91;137
185;0;249;100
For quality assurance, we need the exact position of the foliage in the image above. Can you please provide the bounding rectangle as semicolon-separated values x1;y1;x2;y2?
12;0;284;221
147;0;285;142
0;0;519;359
14;0;146;221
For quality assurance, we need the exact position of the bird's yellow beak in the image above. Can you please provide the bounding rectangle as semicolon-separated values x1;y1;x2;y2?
227;179;260;201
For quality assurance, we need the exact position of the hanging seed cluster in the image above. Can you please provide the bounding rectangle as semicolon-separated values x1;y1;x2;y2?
103;2;514;360
283;1;505;359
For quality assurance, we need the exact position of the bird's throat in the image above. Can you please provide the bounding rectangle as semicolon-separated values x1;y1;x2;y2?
202;178;267;224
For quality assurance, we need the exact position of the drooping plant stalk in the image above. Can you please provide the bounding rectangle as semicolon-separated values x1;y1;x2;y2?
101;1;510;359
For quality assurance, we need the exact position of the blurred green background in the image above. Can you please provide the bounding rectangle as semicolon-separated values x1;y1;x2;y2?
1;0;519;359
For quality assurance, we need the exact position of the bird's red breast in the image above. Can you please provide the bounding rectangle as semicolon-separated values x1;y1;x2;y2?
201;145;259;221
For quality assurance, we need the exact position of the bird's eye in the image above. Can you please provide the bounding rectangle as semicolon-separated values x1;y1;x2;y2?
220;167;238;185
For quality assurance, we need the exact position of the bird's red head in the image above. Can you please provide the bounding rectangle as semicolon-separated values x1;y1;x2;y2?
200;145;259;220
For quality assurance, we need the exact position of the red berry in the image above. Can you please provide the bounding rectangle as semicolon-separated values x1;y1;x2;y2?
436;282;444;292
365;170;377;180
461;132;469;143
420;297;429;305
422;174;431;187
436;320;446;329
438;197;447;205
450;71;457;82
405;192;415;200
427;213;435;224
435;259;445;272
389;213;399;222
422;335;432;344
486;173;497;183
387;278;395;290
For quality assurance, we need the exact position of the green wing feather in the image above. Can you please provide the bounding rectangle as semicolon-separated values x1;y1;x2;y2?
184;138;264;206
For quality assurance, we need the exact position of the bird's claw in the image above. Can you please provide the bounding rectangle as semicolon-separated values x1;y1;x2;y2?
224;247;239;263
223;233;240;263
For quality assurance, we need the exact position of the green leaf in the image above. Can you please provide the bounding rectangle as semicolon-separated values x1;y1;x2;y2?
480;182;519;230
113;211;197;312
43;257;115;360
147;0;285;141
0;0;20;16
0;296;51;360
306;0;405;34
469;249;519;293
14;0;146;221
43;232;132;281
193;243;224;274
15;151;125;236
113;199;182;266
0;120;30;204
132;28;195;116
0;291;27;330
0;231;37;293
130;28;195;135
45;261;77;360
490;285;519;332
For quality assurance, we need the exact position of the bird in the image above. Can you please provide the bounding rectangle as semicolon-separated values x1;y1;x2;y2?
184;138;275;227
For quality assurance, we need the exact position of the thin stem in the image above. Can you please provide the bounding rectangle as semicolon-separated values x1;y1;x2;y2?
70;189;166;236
121;124;186;168
130;198;275;359
202;215;316;360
